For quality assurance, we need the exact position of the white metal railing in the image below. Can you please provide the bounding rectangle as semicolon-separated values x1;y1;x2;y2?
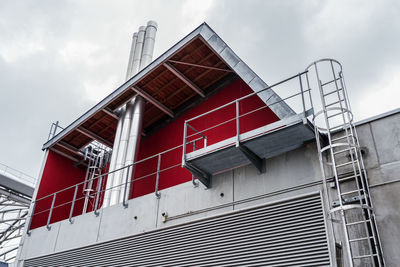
27;70;314;233
182;71;313;167
0;162;36;187
26;136;204;233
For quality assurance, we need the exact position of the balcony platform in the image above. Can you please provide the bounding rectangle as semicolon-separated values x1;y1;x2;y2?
184;110;315;188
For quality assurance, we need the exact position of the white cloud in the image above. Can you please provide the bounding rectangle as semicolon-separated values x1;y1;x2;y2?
0;0;399;178
353;68;400;120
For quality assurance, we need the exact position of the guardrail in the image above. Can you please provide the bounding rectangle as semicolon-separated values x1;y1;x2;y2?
0;162;36;187
26;70;314;233
26;136;204;233
182;71;313;167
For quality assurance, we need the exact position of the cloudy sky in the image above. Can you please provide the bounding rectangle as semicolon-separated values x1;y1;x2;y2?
0;0;399;179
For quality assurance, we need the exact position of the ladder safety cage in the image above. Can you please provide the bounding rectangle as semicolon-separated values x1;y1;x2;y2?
306;58;385;267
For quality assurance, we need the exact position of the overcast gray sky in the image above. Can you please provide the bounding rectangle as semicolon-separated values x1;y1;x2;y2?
0;0;399;179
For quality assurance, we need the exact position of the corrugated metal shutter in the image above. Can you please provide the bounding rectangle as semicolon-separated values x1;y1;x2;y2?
25;193;330;267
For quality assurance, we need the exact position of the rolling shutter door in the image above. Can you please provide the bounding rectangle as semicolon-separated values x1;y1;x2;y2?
25;193;330;267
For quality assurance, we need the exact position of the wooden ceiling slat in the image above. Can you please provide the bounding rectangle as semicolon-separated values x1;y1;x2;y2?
56;36;236;151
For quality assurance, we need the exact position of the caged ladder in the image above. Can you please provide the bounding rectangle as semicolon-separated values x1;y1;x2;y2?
306;59;385;267
82;145;109;214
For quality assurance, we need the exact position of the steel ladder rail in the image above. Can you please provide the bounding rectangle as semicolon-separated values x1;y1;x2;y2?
82;149;104;213
308;59;385;267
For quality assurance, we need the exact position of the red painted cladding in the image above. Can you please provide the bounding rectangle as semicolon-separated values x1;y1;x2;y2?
32;79;279;229
30;150;87;229
131;79;279;198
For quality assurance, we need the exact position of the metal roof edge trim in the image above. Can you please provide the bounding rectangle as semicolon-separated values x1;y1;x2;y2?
42;23;207;150
42;22;295;150
198;23;296;119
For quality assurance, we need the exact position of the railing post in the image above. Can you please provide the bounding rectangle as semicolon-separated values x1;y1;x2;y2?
182;121;187;167
53;121;59;137
26;201;36;236
122;165;130;208
305;72;314;112
299;74;306;114
93;176;102;216
235;100;240;147
155;154;161;198
69;185;78;223
46;193;56;230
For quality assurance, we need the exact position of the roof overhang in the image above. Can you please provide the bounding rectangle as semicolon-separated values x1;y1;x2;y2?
43;22;294;161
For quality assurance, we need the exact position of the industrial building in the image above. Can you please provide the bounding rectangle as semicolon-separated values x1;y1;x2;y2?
13;22;400;266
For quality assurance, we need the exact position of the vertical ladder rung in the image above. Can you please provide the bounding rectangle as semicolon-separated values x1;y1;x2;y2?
325;99;345;108
329;122;352;131
333;147;356;155
335;160;359;168
346;219;371;226
349;236;372;242
352;254;377;260
338;173;361;182
331;134;355;142
327;111;346;119
323;87;343;97
341;189;363;196
321;77;341;87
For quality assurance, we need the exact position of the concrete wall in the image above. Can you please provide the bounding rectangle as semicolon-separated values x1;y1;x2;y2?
16;110;400;266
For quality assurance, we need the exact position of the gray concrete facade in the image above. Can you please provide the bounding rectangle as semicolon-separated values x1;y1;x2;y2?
16;109;400;266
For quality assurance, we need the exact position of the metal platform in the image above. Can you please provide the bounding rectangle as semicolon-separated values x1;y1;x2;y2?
184;111;315;187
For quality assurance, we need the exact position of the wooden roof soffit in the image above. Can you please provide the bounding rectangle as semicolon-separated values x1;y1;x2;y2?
76;126;113;148
58;141;84;156
168;60;233;73
131;86;174;118
163;62;205;97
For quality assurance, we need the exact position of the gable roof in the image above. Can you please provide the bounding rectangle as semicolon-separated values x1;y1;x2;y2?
42;22;295;160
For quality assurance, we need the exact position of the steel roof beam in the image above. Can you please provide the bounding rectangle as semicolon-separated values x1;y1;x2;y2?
163;62;205;97
131;86;174;118
76;127;113;148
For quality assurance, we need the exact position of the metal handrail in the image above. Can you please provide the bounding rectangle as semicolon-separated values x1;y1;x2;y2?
28;70;313;232
185;71;308;123
0;162;37;186
182;71;313;170
185;88;312;139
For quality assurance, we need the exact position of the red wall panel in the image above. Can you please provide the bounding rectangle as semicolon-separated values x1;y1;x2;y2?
30;150;87;229
32;79;280;228
131;79;279;198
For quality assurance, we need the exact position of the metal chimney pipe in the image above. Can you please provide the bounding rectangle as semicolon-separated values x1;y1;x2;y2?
103;107;125;207
131;26;146;75
105;21;156;208
109;102;134;205
119;95;145;203
139;21;158;71
126;32;138;80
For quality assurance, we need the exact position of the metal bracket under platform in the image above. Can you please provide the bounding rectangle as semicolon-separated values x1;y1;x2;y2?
237;144;266;174
183;112;314;188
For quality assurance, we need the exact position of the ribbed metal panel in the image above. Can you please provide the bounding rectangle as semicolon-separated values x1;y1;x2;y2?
25;193;330;267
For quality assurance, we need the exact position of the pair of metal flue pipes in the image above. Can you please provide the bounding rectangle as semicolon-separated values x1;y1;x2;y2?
103;21;158;208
